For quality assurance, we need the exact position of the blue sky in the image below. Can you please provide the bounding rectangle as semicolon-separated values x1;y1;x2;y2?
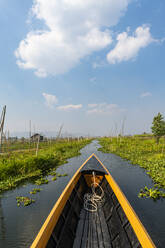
0;0;165;136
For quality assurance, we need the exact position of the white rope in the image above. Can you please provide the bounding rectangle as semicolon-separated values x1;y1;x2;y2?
84;171;104;212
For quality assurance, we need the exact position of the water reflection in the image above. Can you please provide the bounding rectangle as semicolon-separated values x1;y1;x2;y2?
0;198;6;240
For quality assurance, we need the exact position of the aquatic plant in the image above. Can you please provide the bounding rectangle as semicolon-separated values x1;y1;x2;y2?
52;173;68;181
138;186;165;200
99;136;165;198
16;196;35;206
57;173;68;177
29;188;42;194
52;176;57;181
35;178;49;185
62;173;68;177
50;170;57;176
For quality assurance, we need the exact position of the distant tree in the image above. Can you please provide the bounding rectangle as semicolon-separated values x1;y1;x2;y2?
151;113;165;144
21;137;25;143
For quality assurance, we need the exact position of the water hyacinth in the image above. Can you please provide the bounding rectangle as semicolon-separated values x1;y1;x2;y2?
16;196;35;206
30;188;42;194
52;176;57;181
138;186;165;200
99;136;165;198
35;178;49;185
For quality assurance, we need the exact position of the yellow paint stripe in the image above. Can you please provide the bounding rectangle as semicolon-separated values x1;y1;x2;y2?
92;153;156;248
31;153;95;248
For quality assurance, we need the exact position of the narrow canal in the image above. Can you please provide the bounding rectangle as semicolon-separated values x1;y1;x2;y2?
0;140;164;247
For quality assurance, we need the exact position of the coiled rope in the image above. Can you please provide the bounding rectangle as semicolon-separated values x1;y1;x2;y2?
84;171;104;212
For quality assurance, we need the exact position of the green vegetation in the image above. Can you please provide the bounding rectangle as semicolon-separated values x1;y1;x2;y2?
138;186;165;200
57;173;68;177
16;196;35;206
62;173;68;177
51;173;68;181
0;138;91;193
29;188;42;194
1;139;66;153
99;136;165;199
35;177;49;185
52;176;57;181
151;113;165;144
50;170;57;176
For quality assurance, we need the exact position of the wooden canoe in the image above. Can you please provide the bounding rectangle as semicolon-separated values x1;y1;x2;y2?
31;153;156;248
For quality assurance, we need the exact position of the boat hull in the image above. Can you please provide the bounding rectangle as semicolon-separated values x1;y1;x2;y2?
31;154;156;248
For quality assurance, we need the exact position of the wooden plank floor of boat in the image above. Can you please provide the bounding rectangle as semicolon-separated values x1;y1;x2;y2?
46;175;142;248
73;204;111;248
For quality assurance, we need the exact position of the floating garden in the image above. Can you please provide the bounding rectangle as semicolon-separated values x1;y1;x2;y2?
99;136;165;199
0;138;92;193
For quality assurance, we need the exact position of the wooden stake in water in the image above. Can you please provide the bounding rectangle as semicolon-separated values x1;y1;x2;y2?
36;136;40;156
57;124;63;140
0;105;6;153
29;120;32;151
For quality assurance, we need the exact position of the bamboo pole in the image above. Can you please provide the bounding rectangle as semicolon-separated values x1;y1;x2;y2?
36;136;40;156
0;106;6;153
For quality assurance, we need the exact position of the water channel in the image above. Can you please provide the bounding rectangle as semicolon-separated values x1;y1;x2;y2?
0;140;164;247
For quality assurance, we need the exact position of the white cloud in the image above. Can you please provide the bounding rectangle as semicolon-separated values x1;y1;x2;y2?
107;25;154;64
87;103;123;114
42;93;58;108
140;92;152;98
57;104;82;111
15;0;131;77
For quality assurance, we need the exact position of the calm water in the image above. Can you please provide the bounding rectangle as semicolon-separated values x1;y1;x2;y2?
0;140;164;247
